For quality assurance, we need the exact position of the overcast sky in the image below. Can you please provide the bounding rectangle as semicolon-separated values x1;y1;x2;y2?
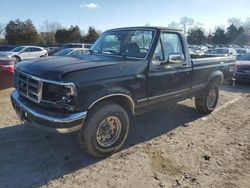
0;0;250;32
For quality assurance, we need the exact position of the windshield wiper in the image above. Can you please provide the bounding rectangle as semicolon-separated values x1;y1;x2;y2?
102;50;127;59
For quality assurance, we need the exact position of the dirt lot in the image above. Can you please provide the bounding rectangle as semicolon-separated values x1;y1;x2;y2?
0;84;250;188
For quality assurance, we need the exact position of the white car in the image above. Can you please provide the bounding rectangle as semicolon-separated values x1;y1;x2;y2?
54;48;89;57
207;47;237;57
0;46;48;62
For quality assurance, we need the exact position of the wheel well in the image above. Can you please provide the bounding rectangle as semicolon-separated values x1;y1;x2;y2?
210;76;223;85
207;74;224;87
13;55;21;61
88;95;135;115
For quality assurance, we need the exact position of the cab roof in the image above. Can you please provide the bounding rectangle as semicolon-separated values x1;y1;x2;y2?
107;26;183;32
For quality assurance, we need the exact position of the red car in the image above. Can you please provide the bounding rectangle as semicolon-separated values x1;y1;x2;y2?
0;58;15;89
235;53;250;83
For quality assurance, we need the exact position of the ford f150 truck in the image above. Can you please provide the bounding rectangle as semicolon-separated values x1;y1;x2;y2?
11;27;236;157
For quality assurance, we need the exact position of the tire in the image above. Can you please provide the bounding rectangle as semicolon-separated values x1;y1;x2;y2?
14;56;21;63
40;53;48;57
195;83;219;114
78;101;130;158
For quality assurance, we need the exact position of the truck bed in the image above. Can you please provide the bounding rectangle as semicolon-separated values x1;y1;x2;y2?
190;56;235;96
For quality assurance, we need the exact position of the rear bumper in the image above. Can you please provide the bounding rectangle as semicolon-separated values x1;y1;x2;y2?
11;90;87;133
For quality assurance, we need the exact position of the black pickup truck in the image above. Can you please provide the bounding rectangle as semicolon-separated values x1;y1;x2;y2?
11;27;235;157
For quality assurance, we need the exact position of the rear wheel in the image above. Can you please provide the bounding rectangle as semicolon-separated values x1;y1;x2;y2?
195;83;219;114
78;102;130;158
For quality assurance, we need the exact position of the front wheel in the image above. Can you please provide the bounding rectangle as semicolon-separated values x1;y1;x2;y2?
13;56;21;63
195;83;219;114
78;102;130;158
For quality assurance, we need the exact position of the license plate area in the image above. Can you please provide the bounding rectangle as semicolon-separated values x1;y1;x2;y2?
14;105;30;123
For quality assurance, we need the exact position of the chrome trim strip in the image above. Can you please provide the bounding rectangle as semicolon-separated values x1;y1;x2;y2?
137;98;147;103
192;84;205;90
193;62;236;70
137;89;188;102
30;122;82;134
56;125;82;133
16;69;76;86
148;89;187;100
88;94;135;114
11;90;86;123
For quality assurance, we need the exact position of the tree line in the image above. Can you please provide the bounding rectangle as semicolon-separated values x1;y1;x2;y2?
1;17;250;46
0;19;100;46
169;17;250;46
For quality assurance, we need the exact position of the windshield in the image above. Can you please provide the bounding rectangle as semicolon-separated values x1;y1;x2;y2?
210;49;229;54
11;46;25;52
54;49;73;56
240;53;250;61
90;29;155;59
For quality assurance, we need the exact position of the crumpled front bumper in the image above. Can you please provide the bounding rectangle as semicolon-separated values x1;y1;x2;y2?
11;90;87;133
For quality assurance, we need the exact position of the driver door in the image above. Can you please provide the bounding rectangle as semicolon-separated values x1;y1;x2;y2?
148;32;191;104
20;47;33;60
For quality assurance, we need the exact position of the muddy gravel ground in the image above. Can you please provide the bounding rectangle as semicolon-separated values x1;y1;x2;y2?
0;84;250;188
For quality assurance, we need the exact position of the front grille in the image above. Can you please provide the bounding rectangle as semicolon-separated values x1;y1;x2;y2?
15;70;43;103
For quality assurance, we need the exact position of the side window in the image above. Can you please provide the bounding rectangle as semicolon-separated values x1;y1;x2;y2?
161;33;183;60
32;48;42;52
153;32;184;65
23;48;32;52
152;40;164;64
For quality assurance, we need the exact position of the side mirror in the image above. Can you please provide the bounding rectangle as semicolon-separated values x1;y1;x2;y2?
168;53;185;64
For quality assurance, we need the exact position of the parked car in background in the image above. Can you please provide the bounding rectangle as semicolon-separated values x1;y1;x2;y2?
0;45;16;52
205;49;213;54
0;58;15;89
62;43;92;49
54;48;89;57
235;53;250;83
0;46;48;62
207;48;237;58
236;48;250;60
46;47;61;56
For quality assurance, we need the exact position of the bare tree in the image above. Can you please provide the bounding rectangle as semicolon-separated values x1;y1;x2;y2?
243;17;250;34
40;20;62;45
190;22;206;33
227;17;242;28
0;23;6;37
168;21;180;29
179;17;194;35
40;20;62;33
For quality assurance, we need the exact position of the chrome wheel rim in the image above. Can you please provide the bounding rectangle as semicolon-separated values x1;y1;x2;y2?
207;89;217;109
96;116;122;147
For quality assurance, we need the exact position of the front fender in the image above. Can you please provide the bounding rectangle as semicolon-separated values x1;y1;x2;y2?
85;86;135;111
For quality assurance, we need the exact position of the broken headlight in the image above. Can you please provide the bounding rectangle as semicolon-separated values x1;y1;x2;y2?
42;82;77;108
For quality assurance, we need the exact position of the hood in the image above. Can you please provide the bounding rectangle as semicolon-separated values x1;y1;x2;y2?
15;55;145;80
